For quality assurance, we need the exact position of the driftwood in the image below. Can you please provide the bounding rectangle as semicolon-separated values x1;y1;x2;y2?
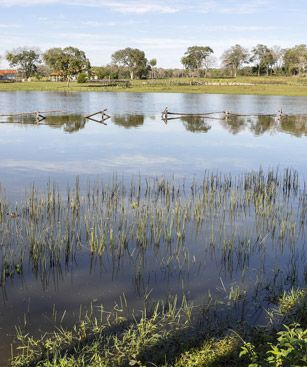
0;110;64;124
161;107;285;121
0;109;111;126
85;109;110;124
0;110;63;117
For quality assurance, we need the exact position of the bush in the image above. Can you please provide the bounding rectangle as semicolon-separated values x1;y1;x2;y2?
77;73;88;83
240;324;307;367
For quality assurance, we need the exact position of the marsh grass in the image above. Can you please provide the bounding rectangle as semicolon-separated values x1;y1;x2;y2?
10;293;248;367
0;169;305;289
1;169;307;365
10;289;307;367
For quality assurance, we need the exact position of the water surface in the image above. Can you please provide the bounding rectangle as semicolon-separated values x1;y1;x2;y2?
0;92;307;366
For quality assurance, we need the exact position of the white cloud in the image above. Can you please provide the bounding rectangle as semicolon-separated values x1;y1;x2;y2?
196;0;273;14
101;1;179;14
0;0;274;15
0;155;179;174
0;23;21;28
0;0;182;14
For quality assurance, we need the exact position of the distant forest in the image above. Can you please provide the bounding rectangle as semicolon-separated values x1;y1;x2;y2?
1;43;307;81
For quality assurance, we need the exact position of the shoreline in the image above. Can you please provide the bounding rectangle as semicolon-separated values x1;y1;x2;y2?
1;76;307;96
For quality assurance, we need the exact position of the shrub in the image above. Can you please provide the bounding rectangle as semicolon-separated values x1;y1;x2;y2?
77;73;88;83
240;324;307;367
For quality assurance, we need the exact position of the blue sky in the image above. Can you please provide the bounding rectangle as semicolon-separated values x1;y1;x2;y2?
0;0;306;68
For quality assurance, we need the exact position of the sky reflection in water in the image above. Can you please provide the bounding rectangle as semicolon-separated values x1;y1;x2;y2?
0;92;307;197
0;92;307;366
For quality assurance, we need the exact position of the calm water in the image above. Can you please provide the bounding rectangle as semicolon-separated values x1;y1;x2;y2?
0;92;307;365
0;92;307;197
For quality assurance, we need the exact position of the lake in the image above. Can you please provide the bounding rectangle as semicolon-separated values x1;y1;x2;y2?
0;92;307;366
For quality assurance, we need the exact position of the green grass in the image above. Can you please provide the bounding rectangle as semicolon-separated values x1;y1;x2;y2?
10;289;307;367
1;169;306;366
0;169;305;366
1;76;307;96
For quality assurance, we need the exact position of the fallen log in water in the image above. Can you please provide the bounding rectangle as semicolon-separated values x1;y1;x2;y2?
0;110;63;117
161;107;287;121
84;108;110;124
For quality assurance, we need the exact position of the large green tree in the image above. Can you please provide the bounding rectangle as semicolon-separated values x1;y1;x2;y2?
43;47;90;86
283;44;307;76
222;44;249;77
111;48;149;80
251;44;276;76
6;48;41;78
181;46;214;77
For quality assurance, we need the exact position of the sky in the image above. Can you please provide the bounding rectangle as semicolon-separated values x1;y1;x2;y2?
0;0;307;68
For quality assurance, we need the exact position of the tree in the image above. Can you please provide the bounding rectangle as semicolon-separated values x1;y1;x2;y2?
149;58;157;79
149;58;157;67
271;46;285;73
91;65;120;80
113;114;144;129
251;44;276;76
283;45;307;76
181;46;214;77
43;47;90;86
112;48;148;80
222;44;249;77
6;48;41;79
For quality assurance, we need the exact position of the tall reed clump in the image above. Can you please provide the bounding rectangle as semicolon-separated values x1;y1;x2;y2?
0;169;305;289
1;169;306;366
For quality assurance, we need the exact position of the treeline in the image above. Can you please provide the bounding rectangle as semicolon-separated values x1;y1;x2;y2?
1;43;307;82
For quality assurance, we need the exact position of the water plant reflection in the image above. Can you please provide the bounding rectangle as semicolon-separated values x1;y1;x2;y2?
112;114;145;129
1;169;305;294
2;114;86;133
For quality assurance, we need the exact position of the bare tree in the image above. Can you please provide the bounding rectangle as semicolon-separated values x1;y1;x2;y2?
222;44;249;77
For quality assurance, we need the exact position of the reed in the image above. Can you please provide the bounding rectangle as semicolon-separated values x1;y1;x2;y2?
0;169;305;289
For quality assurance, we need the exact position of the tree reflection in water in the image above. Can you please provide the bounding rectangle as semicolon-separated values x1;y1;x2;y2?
4;114;86;133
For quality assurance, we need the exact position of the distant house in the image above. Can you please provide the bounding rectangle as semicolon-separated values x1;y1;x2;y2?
49;71;64;82
0;70;17;81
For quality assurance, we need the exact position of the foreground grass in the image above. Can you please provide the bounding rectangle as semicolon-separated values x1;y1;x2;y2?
11;289;307;367
1;76;307;96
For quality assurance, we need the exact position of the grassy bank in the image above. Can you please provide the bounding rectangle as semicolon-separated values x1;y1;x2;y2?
11;289;307;367
1;76;307;96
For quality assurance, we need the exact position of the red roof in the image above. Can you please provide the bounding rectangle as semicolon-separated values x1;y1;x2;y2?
0;70;17;75
50;71;63;76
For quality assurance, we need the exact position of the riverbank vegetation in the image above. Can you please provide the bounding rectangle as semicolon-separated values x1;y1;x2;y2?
10;288;307;366
1;76;307;96
1;43;307;88
1;169;306;365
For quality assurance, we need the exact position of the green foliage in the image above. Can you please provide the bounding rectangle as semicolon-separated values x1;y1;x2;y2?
241;288;307;367
241;324;307;367
11;298;194;367
112;48;149;79
77;73;88;83
91;65;119;79
6;47;41;78
283;44;307;76
43;47;90;84
173;336;241;367
251;44;277;76
181;46;214;76
267;324;307;366
3;76;307;96
222;44;249;77
268;288;307;328
149;58;157;67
